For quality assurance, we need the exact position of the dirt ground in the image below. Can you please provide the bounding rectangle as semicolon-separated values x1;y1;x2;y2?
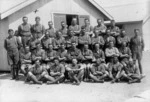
0;52;150;102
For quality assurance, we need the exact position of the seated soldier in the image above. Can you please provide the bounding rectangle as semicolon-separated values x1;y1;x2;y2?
105;41;119;63
31;42;45;63
81;43;93;81
91;30;105;49
67;42;84;63
20;46;32;76
41;30;54;51
47;58;65;84
89;59;108;83
119;42;132;68
66;59;84;85
45;43;57;70
65;29;78;49
53;31;65;50
93;43;105;62
57;43;68;65
104;29;116;48
27;60;55;85
124;59;144;84
107;57;123;83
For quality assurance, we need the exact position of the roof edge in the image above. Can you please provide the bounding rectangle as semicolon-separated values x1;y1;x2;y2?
88;0;113;20
0;0;37;20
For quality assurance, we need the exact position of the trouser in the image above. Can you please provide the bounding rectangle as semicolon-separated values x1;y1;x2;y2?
21;36;31;47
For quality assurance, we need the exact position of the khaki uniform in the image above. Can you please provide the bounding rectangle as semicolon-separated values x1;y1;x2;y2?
41;37;54;50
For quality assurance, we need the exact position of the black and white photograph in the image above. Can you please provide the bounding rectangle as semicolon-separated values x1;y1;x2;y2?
0;0;150;102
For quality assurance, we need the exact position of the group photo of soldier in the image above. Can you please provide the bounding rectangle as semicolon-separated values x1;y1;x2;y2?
4;16;145;85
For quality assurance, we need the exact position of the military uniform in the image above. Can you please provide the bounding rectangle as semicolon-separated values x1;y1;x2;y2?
18;23;32;46
69;24;80;36
94;24;107;35
91;36;105;48
78;34;91;49
109;26;120;37
31;24;45;39
65;36;78;49
104;35;116;48
41;37;54;51
59;27;68;37
46;27;55;38
53;37;66;50
31;48;45;62
93;49;105;62
117;35;130;48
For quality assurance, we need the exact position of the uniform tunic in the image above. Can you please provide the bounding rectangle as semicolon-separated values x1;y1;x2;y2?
46;28;55;38
50;64;65;76
41;37;54;50
53;37;66;49
93;49;105;61
91;63;106;75
31;24;45;38
94;24;107;35
4;36;20;65
119;47;131;62
31;49;45;61
65;36;78;48
91;36;105;46
117;35;130;47
69;24;80;35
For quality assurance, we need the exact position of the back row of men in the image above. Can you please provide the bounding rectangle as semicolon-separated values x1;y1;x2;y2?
4;16;145;85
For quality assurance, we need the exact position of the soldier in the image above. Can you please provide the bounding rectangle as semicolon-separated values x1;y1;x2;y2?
59;21;68;37
105;41;119;63
89;59;108;83
94;19;107;36
27;59;55;84
66;59;84;85
93;43;105;62
41;30;54;51
91;30;105;49
47;58;65;84
108;57;123;83
81;43;93;81
117;30;130;48
104;29;116;48
67;42;84;62
4;29;22;79
109;20;120;37
18;16;32;47
83;19;93;36
57;43;68;65
119;42;132;68
130;29;144;75
53;31;66;50
47;21;55;38
125;59;144;84
31;42;45;63
69;18;80;36
65;29;78;49
20;46;32;76
31;16;45;39
78;26;91;50
45;44;57;70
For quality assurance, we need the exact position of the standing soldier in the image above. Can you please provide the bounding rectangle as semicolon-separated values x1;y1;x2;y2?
18;16;32;47
65;29;78;49
59;21;68;37
117;30;130;48
69;18;81;36
109;20;120;37
94;19;107;36
130;29;144;76
47;21;56;38
31;16;45;39
83;19;93;36
4;29;22;80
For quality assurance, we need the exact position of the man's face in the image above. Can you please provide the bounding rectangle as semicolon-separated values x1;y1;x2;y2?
57;31;62;38
48;45;53;51
72;43;76;49
84;44;88;50
25;47;30;53
81;28;85;33
134;30;139;36
35;60;40;66
95;44;100;50
109;42;114;48
72;59;77;65
111;20;115;26
9;31;14;36
36;44;41;49
122;42;126;47
22;17;28;24
121;31;126;37
113;57;118;63
97;19;102;25
85;20;89;25
106;30;111;36
35;18;40;24
54;59;59;65
96;59;101;65
61;44;65;50
48;22;53;28
61;22;65;27
72;19;77;25
69;30;74;36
